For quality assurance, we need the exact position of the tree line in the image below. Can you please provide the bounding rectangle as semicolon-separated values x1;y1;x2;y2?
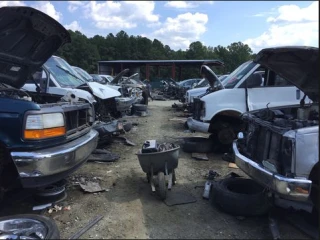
55;30;256;80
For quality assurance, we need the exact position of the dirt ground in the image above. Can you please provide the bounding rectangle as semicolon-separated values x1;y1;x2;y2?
3;100;310;239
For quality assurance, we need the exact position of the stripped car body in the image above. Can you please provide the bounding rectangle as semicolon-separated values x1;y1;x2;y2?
233;46;318;209
0;6;98;190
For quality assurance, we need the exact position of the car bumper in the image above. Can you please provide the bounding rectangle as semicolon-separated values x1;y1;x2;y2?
115;97;135;112
233;140;312;201
11;129;99;188
187;117;209;133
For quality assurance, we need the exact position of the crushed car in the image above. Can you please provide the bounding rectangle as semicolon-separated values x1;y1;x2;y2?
187;57;311;150
0;6;99;197
233;46;318;211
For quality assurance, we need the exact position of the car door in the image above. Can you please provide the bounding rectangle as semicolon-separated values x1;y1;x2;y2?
246;69;310;111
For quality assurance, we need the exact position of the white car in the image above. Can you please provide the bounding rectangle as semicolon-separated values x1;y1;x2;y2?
23;56;135;121
187;58;311;147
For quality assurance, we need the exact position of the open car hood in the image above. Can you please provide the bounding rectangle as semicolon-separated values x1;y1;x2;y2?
255;46;318;102
0;6;71;89
200;65;224;89
111;68;130;84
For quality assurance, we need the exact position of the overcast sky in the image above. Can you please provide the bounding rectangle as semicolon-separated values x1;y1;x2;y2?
1;1;318;53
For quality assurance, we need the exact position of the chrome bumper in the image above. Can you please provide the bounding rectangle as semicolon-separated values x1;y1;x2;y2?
187;117;209;133
233;140;312;201
11;129;99;179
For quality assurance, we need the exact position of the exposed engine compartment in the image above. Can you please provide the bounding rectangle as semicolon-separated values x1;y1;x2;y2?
250;104;319;131
239;104;318;176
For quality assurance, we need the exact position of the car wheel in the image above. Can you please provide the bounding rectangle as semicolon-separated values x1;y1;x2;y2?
182;137;214;153
133;104;148;112
0;214;60;239
210;177;270;216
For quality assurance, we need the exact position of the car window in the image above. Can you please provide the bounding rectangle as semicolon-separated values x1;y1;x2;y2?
274;75;293;86
224;61;257;89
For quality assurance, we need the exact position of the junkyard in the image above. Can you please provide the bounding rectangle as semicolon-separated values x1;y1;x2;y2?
0;4;319;240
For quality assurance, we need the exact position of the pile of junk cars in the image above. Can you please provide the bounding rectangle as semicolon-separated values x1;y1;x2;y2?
0;6;150;239
173;45;319;234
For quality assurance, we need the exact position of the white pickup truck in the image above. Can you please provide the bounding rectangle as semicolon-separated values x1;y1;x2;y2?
187;59;311;148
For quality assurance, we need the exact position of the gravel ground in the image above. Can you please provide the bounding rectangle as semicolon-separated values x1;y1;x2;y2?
1;100;311;239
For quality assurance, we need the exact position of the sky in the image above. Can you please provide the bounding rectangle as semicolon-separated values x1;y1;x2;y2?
1;1;318;53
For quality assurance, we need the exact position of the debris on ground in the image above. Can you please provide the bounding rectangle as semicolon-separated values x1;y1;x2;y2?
79;181;109;193
228;162;239;169
87;149;120;163
113;136;136;146
69;215;104;239
157;142;175;152
48;205;63;214
192;153;209;161
169;117;188;123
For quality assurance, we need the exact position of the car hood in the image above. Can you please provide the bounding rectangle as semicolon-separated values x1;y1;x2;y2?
255;46;318;102
0;6;71;89
111;68;130;84
86;82;121;99
200;65;223;89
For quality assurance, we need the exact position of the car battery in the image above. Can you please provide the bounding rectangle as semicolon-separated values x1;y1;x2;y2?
141;140;158;153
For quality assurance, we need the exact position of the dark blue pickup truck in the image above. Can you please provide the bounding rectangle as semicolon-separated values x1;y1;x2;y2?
0;6;98;197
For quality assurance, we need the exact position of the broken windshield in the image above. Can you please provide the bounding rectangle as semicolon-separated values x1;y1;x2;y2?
223;61;258;89
44;57;86;88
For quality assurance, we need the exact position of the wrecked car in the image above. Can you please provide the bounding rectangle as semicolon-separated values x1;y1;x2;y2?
177;78;202;90
106;70;149;105
187;58;311;149
23;56;134;120
0;6;98;196
233;46;318;211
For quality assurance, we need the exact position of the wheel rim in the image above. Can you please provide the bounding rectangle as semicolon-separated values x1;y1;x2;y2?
0;218;48;239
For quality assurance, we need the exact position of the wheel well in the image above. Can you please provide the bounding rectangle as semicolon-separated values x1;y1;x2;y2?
208;111;243;133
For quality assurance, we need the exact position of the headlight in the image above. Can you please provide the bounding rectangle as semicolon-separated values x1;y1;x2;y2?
24;113;66;140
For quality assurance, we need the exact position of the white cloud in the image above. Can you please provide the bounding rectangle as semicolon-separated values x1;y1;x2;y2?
67;1;85;13
82;1;159;29
31;1;62;21
64;21;82;32
244;2;319;53
152;12;208;50
0;1;25;7
165;1;213;9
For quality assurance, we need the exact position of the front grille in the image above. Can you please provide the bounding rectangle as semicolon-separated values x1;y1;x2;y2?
193;98;202;120
243;122;283;165
63;105;91;137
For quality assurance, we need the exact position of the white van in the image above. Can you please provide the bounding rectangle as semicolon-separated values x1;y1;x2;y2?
187;60;311;146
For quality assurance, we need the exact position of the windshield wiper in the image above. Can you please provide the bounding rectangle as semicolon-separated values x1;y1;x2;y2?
56;65;86;84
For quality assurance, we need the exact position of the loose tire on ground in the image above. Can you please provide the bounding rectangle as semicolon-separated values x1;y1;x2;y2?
157;172;166;200
0;214;60;239
133;104;148;112
210;177;270;216
182;137;214;153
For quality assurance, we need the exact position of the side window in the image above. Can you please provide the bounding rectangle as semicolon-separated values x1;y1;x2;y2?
49;79;56;87
274;75;293;86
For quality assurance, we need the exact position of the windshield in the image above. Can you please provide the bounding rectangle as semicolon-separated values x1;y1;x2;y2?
196;78;209;88
75;67;93;81
223;61;257;89
72;67;89;82
44;57;86;88
91;74;103;81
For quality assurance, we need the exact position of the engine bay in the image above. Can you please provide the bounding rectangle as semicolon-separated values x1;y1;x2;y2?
251;104;319;130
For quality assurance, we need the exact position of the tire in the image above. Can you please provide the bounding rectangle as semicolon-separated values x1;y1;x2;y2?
0;214;60;239
133;104;147;112
123;122;132;132
182;137;214;153
157;172;166;200
210;177;270;216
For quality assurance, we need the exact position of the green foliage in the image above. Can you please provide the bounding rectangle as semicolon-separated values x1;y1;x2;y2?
55;30;255;79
